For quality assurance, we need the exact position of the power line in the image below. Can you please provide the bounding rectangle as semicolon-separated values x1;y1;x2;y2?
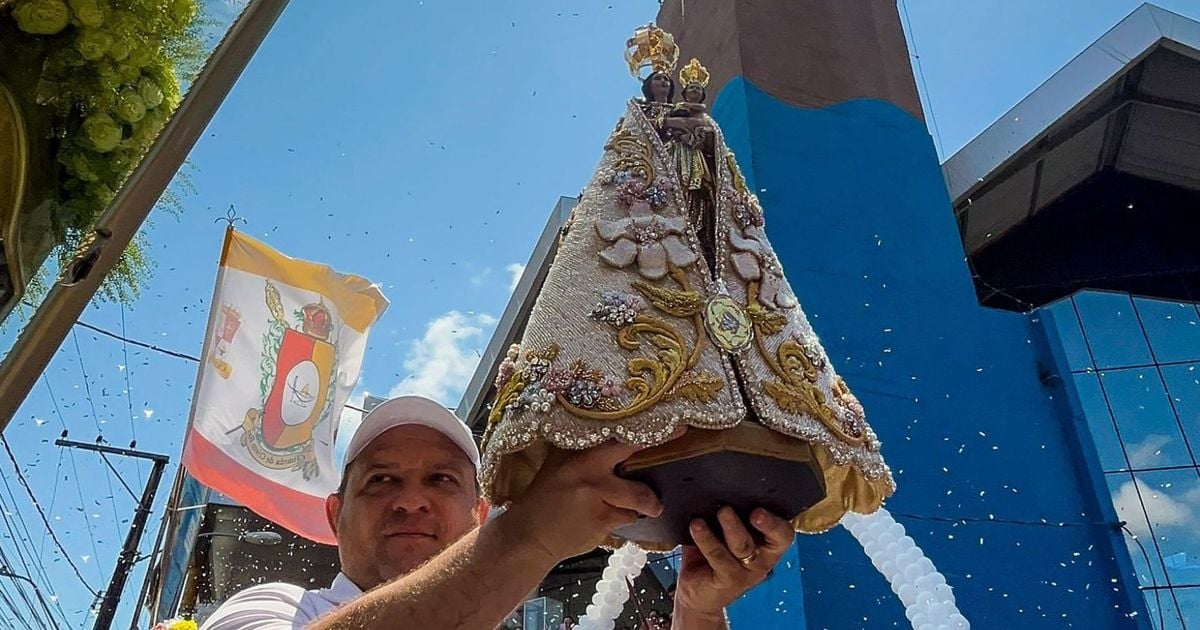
891;511;1114;529
71;319;368;414
1121;524;1167;630
0;512;60;629
70;330;126;548
0;456;73;627
0;437;98;597
900;0;945;160
118;305;144;489
73;320;198;363
97;453;138;503
39;376;106;586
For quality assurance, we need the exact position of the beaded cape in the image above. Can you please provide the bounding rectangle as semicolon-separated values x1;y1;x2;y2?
480;99;895;535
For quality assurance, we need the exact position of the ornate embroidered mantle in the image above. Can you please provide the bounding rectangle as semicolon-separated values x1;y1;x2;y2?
480;100;895;533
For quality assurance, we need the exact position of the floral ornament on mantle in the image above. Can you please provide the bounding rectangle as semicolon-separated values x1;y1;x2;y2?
597;201;697;280
729;225;797;310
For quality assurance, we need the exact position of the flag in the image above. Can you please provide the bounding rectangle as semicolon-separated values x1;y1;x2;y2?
183;229;387;543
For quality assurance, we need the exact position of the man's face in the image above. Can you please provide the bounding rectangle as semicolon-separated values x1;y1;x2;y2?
326;425;486;589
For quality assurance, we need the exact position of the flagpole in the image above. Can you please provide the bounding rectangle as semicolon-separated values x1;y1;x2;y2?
145;225;234;623
0;0;290;433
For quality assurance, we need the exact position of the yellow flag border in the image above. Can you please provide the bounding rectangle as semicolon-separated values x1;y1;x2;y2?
220;229;388;332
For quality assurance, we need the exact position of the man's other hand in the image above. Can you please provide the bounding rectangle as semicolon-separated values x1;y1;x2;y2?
672;507;795;627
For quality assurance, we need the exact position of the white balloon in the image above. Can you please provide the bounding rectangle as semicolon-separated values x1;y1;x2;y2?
903;563;925;582
598;619;615;630
586;604;599;618
897;583;918;605
593;591;607;607
880;560;898;577
602;567;619;582
948;613;970;628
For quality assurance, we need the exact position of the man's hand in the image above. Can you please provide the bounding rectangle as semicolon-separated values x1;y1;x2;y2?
501;441;665;563
672;507;795;628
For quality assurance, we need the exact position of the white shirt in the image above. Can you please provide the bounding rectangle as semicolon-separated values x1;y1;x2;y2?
199;573;364;630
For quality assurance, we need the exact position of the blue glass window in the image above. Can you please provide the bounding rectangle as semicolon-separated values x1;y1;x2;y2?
1073;371;1127;471
1136;471;1200;587
1101;369;1190;468
1160;364;1200;462
1133;298;1200;365
1075;292;1154;369
1107;472;1167;589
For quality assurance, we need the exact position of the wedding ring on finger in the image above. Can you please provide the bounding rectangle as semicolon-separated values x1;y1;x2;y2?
736;547;759;568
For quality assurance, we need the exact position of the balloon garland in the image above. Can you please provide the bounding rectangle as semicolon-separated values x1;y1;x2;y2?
841;509;970;629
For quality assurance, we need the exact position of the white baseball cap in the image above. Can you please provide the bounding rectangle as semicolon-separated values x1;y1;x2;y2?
343;396;481;472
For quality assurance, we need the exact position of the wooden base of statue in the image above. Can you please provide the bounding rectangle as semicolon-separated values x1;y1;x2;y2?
613;421;826;547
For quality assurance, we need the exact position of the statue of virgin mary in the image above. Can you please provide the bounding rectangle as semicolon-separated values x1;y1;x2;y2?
480;25;894;545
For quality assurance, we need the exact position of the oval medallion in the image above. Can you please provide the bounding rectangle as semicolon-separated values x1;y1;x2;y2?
703;295;753;352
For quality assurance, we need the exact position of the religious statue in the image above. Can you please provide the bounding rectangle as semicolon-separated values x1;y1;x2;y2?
480;25;894;548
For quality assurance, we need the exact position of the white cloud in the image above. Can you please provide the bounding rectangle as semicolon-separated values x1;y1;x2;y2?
469;267;493;287
1126;434;1173;468
388;311;496;406
505;263;526;293
335;388;371;464
1112;478;1194;538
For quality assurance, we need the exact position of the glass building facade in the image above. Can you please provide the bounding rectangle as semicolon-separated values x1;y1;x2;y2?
1047;291;1200;628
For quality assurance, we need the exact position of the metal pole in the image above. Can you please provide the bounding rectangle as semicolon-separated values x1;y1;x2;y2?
126;485;173;630
0;569;60;629
0;0;291;432
55;440;169;630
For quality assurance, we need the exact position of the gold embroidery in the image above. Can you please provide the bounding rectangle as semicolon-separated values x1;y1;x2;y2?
726;153;748;195
606;130;656;182
559;313;689;420
668;371;723;403
747;282;865;446
632;280;702;317
747;301;787;336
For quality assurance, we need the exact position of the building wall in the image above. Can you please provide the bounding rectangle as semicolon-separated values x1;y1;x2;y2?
1043;291;1200;628
711;77;1146;628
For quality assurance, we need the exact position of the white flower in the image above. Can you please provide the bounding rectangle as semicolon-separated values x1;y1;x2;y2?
596;201;697;279
729;225;797;310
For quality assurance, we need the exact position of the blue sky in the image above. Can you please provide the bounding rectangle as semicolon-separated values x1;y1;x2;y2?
1;0;1198;627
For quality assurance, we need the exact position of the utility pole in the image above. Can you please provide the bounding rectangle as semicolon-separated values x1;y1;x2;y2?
56;439;169;630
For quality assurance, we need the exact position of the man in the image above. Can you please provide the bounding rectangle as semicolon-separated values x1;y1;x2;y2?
202;396;795;629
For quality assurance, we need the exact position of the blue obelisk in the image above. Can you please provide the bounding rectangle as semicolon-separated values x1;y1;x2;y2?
657;1;1145;627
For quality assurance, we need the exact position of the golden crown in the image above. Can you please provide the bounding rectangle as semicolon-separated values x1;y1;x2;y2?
679;58;710;88
625;24;679;78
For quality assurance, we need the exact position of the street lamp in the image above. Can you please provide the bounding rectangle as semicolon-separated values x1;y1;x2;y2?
196;531;284;546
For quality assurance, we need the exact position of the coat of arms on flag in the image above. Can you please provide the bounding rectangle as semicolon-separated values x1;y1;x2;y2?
183;229;387;543
240;284;337;479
